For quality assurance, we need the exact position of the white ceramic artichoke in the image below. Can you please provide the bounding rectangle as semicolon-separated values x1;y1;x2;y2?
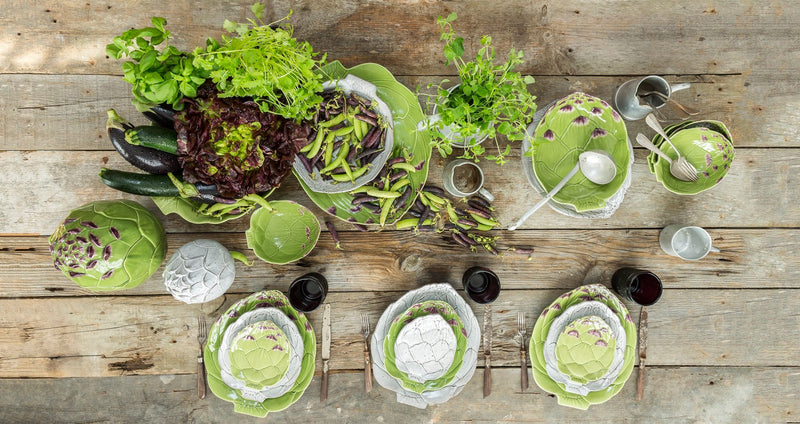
394;314;457;383
163;239;250;304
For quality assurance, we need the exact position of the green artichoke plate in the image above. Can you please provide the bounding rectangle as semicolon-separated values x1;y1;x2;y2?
526;93;631;212
529;284;636;410
204;290;315;417
647;120;734;195
228;321;292;390
383;300;467;393
296;61;432;226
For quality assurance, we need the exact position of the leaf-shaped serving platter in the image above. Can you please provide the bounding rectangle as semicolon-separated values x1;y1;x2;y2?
529;284;636;410
383;300;467;394
297;61;432;226
204;290;315;418
521;96;633;218
371;283;480;409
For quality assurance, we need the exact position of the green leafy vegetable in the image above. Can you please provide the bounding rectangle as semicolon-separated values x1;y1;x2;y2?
106;17;208;111
422;13;537;165
193;7;326;121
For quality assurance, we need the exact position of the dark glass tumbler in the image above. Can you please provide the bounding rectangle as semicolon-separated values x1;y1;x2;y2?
288;272;328;312
462;266;501;304
611;267;663;306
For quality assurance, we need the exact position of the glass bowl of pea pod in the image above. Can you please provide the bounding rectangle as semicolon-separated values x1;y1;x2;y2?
293;74;394;194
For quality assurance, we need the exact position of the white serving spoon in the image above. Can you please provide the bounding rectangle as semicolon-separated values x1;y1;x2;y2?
509;150;617;231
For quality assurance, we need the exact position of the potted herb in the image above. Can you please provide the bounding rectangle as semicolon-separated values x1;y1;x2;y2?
422;13;537;165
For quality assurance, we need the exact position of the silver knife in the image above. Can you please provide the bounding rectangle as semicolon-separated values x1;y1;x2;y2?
483;304;492;398
321;303;331;402
635;307;648;401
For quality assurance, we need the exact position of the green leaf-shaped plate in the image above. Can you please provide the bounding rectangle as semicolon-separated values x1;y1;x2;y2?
296;61;432;225
383;300;467;393
530;93;631;212
529;284;636;410
245;201;321;265
204;290;316;417
647;120;734;195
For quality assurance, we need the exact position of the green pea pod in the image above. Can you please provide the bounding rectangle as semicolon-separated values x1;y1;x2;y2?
305;129;326;159
379;197;394;227
469;212;500;228
331;125;355;137
391;162;417;173
318;113;347;128
389;178;410;193
365;187;402;199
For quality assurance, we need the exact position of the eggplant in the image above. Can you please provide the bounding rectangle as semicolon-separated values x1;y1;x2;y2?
141;104;177;129
107;109;181;175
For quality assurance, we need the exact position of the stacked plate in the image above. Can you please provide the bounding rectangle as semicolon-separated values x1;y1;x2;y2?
521;93;633;219
647;119;734;195
204;290;316;417
371;283;480;409
529;284;637;410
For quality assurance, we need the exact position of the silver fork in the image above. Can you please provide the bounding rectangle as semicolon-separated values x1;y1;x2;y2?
645;113;698;182
361;313;373;392
518;312;528;391
197;316;207;399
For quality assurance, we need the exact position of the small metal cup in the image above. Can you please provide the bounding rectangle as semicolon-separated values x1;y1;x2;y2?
442;159;494;201
659;224;720;261
288;272;328;312
611;268;663;306
613;75;690;121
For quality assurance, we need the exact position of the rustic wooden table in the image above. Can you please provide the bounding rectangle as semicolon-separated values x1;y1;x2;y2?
1;1;798;422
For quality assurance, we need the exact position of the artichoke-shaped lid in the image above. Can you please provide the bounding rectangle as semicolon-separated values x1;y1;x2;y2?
530;92;630;212
394;313;457;383
228;320;291;390
163;239;236;304
555;315;617;384
648;120;734;194
49;200;166;291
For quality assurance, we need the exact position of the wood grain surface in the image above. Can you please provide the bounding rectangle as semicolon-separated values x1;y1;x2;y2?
0;0;797;422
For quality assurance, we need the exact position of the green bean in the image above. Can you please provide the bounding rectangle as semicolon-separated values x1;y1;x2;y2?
469;212;500;228
331;125;355;137
390;162;417;173
379;197;394;227
304;129;326;159
389;178;410;193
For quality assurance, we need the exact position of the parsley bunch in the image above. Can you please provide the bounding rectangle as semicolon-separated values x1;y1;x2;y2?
424;13;537;165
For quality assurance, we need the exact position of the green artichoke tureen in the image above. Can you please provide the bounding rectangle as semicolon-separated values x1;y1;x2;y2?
529;92;630;212
49;200;166;291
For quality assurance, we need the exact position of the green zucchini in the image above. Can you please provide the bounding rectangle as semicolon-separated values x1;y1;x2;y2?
124;125;179;155
99;168;180;197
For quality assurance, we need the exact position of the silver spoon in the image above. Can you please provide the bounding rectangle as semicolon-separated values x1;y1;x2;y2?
509;150;616;231
645;114;698;182
639;90;699;116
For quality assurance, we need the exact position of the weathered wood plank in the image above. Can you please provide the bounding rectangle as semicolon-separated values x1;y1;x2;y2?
0;73;768;150
0;228;795;297
0;368;797;423
1;148;798;235
1;290;798;378
1;1;798;76
1;72;794;152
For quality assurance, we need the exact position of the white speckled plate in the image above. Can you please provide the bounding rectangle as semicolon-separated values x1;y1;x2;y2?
219;308;304;402
371;283;480;409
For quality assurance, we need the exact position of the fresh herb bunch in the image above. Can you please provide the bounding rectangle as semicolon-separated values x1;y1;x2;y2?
106;17;209;112
424;13;537;165
193;4;326;122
